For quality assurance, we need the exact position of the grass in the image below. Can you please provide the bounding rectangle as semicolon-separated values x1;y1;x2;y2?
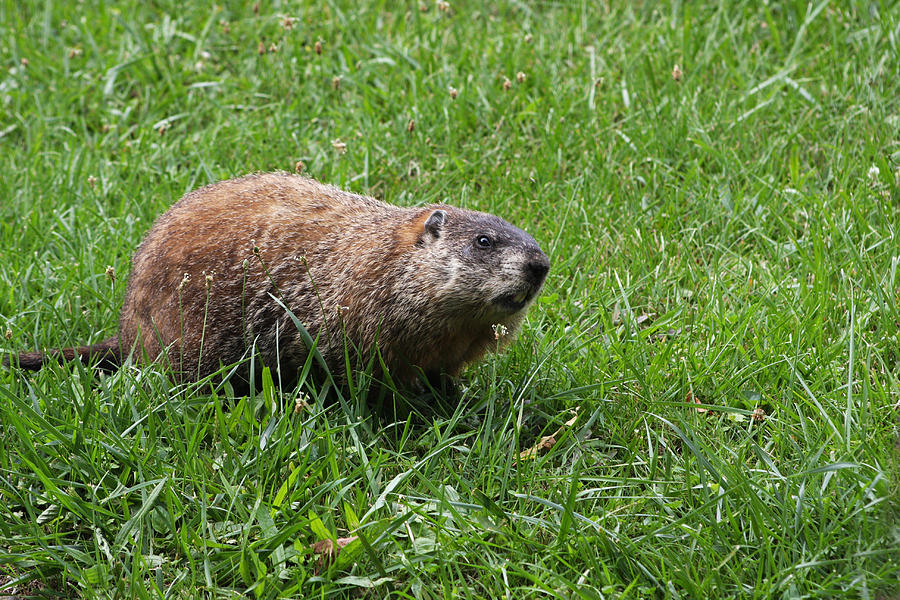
1;0;899;597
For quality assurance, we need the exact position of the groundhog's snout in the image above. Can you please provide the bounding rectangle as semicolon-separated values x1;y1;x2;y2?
506;248;550;308
525;250;550;288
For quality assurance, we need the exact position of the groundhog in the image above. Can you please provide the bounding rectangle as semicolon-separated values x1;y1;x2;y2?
7;172;550;391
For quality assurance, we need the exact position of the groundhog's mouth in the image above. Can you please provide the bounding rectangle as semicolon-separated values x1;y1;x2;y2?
494;289;534;312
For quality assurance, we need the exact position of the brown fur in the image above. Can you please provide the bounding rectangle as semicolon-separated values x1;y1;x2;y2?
7;173;550;390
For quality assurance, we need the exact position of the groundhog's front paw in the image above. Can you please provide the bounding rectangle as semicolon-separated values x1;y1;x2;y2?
424;370;460;399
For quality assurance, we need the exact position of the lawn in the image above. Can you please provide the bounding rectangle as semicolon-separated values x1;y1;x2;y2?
1;0;899;598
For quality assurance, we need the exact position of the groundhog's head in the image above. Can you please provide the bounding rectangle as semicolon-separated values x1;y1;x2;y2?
418;207;550;322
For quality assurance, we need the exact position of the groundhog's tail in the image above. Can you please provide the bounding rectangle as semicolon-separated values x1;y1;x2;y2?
4;337;122;373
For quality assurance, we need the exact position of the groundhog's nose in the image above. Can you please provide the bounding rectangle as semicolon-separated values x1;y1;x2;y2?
525;252;550;286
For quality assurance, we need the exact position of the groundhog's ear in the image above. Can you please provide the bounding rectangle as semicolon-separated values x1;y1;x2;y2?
423;209;446;238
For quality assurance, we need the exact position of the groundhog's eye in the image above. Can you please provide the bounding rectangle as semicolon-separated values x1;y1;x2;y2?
476;235;493;249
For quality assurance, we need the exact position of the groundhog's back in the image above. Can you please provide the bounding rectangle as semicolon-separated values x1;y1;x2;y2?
118;173;418;376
